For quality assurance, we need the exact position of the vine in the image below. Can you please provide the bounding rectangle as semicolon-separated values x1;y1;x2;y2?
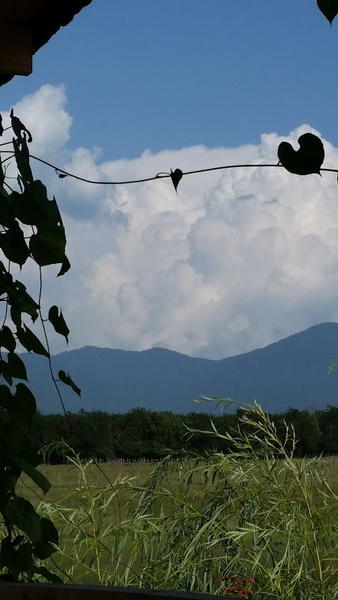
0;129;334;193
0;110;80;582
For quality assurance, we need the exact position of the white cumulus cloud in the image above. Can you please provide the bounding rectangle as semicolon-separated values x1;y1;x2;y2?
2;85;338;358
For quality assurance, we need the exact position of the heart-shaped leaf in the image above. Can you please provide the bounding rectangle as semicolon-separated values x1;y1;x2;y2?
0;326;16;352
0;220;30;266
12;384;37;426
7;280;40;325
48;305;69;343
6;352;27;380
33;517;59;558
318;0;338;23
277;132;324;176
5;497;41;541
0;353;28;384
170;168;183;192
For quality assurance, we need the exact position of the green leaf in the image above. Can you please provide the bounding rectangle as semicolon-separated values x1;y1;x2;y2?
3;426;40;467
5;497;42;541
41;517;58;544
0;464;21;497
33;517;58;559
7;383;36;430
21;463;50;495
48;305;69;343
0;326;16;352
16;325;49;358
58;370;81;396
5;352;27;380
34;566;62;583
0;537;35;574
317;0;338;23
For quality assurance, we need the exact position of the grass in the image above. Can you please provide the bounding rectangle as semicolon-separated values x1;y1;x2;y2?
10;404;338;599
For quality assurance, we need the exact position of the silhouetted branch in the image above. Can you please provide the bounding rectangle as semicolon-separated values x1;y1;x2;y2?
1;149;338;189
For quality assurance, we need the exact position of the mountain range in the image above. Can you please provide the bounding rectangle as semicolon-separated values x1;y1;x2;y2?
21;322;338;414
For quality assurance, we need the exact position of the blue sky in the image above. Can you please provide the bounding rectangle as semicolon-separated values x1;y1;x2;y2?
2;1;338;359
1;1;336;158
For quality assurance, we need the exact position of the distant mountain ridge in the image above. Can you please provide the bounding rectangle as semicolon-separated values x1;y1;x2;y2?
22;322;338;414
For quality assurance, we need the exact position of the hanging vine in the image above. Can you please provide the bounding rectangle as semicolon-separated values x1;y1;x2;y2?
0;110;79;583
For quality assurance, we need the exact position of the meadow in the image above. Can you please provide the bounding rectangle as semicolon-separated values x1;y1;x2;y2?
15;405;338;600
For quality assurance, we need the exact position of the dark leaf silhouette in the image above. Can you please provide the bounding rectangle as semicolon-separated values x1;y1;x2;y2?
21;466;50;496
55;168;67;179
0;158;5;187
13;136;33;184
48;305;69;343
58;370;81;396
33;517;59;559
277;133;324;176
170;168;183;192
0;114;3;136
0;326;16;353
317;0;338;23
0;221;30;266
6;279;40;325
0;384;12;409
5;497;41;541
10;109;32;142
5;353;27;380
16;325;49;358
7;384;36;431
57;255;71;277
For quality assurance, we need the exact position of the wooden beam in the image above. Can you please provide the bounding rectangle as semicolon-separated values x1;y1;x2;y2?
0;22;32;76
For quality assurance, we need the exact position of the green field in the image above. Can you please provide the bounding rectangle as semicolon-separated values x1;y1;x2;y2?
18;454;338;503
11;406;338;599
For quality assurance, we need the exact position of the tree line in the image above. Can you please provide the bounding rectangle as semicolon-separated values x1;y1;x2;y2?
31;405;338;462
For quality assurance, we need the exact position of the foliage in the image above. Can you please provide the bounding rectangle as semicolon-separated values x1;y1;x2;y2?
0;112;78;582
30;405;338;462
317;0;338;24
20;405;338;599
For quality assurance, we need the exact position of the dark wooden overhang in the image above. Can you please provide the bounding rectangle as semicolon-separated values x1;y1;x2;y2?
0;0;92;86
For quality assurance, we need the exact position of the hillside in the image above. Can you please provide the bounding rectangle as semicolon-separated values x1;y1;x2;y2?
22;322;338;414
